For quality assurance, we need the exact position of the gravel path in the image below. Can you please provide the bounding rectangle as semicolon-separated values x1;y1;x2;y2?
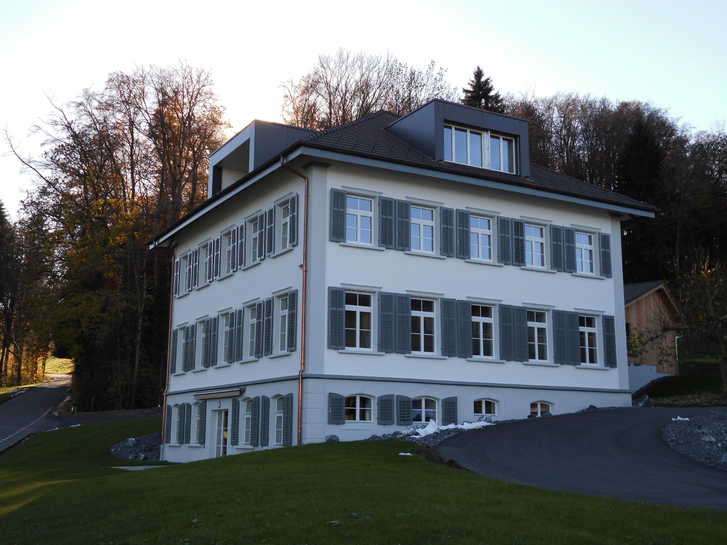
662;408;727;472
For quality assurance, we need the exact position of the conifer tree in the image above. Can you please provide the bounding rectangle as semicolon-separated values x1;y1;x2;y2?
462;66;505;113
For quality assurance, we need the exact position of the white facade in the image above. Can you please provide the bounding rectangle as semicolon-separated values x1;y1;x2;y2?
156;109;647;463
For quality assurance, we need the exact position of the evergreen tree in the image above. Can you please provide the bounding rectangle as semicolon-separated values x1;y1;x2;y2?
462;66;504;113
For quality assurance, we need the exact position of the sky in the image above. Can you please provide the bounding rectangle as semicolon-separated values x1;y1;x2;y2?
1;0;725;220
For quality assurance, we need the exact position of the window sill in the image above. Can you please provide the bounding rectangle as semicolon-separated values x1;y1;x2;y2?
172;372;186;376
240;357;259;364
213;363;231;369
465;259;503;267
340;242;385;252
520;266;556;274
195;282;210;291
522;361;560;368
272;247;294;258
187;444;205;448
192;369;207;374
218;271;234;281
167;444;181;448
338;349;385;356
270;352;291;359
234;445;254;451
571;273;606;280
405;353;448;360
176;292;189;299
467;357;505;364
575;364;610;371
404;251;445;260
242;261;262;271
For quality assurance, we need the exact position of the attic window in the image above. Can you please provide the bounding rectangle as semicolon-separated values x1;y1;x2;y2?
443;124;516;174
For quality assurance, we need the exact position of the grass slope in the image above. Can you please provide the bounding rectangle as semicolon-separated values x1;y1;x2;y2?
1;418;726;545
44;356;74;375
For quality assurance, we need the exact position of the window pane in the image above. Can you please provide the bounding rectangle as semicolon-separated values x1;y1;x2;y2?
422;208;434;221
359;294;371;307
490;136;501;170
345;292;357;306
360;331;371;349
503;138;514;172
470;232;478;258
360;198;372;212
483;339;493;357
423;318;433;335
411;316;421;333
443;126;452;161
469;131;482;167
528;343;536;360
411;333;420;352
346;196;356;209
474;400;482;413
425;398;436;410
525;225;543;238
360;216;372;243
472;338;480;356
482;306;492;318
346;214;357;242
345;311;356;329
423;225;434;251
423;334;434;352
411;223;420;250
471;305;481;317
411;299;422;312
455;128;467;163
422;300;434;313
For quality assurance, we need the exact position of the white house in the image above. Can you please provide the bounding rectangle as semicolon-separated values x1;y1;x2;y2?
149;100;655;463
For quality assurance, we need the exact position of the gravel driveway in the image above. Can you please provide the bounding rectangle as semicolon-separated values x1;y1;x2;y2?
437;407;727;510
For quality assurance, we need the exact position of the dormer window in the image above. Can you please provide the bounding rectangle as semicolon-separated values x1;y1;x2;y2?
443;124;516;174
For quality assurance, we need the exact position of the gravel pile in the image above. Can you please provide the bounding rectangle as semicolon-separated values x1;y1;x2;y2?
662;409;727;471
365;423;492;447
111;432;161;462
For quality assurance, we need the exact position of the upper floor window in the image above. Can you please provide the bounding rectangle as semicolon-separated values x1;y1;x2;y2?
247;214;264;265
524;224;545;268
202;241;214;284
279;200;292;251
579;315;598;365
345;195;373;245
277;294;289;353
469;216;493;261
247;303;261;358
344;395;372;422
222;228;237;276
443;125;516;173
527;310;548;362
411;298;435;354
410;206;435;253
471;304;495;358
576;232;595;274
412;397;437;423
345;292;372;350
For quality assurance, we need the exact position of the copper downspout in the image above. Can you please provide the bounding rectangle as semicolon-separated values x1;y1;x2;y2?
282;160;309;446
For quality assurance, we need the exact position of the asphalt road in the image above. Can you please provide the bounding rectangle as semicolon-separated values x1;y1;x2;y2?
438;406;727;510
0;376;71;452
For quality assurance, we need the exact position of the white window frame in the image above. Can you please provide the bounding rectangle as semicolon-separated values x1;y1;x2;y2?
530;401;552;417
181;252;191;294
471;304;496;359
527;310;549;362
278;199;293;252
201;240;213;284
443;124;517;174
276;294;289;354
410;205;435;254
489;133;516;174
344;394;373;422
195;318;207;370
247;214;264;265
345;194;374;245
174;404;183;444
194;401;204;445
469;215;494;261
344;291;373;351
411;397;438;423
221;228;236;276
578;315;600;365
246;303;261;358
411;298;436;355
474;398;497;420
274;396;285;445
575;231;596;274
242;398;253;446
222;311;235;364
524;223;546;268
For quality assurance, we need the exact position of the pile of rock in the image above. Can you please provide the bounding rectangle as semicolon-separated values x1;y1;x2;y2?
662;410;727;471
111;432;162;462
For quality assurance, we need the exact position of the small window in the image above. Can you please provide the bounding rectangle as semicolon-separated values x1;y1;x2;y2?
471;304;495;358
524;224;546;268
410;206;435;253
242;399;254;445
411;298;436;354
530;401;552;417
443;125;484;168
277;294;289;353
576;232;595;274
344;395;372;422
344;292;372;350
247;304;261;358
474;399;497;419
412;397;437;423
527;310;548;362
579;315;599;365
274;397;286;445
345;195;373;245
469;216;493;261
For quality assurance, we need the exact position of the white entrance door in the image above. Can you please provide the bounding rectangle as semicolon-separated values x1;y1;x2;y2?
215;409;229;457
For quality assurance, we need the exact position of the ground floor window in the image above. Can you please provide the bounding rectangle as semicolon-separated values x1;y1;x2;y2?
344;395;372;422
243;399;254;445
474;399;497;419
412;397;437;423
530;401;552;417
274;397;286;444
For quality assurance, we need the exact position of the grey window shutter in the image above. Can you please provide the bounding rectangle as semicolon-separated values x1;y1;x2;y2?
254;302;264;358
283;393;293;446
378;292;395;353
231;398;240;446
198;401;207;445
201;320;209;368
190;324;197;370
176;406;183;443
442;397;458;425
185;403;192;444
251;396;261;446
257;213;266;261
173;258;180;296
455;209;470;259
263;298;273;356
238;224;246;268
600;233;612;278
289;194;299;247
553;311;579;365
327;287;346;350
235;309;244;361
170;329;178;374
266;207;275;256
224;313;234;363
377;394;395;425
440;207;455;257
259;396;270;447
456;300;473;359
513;307;529;362
499;306;513;361
440;298;458;357
564;229;576;273
330;189;346;242
213;237;221;277
165;405;172;443
603;315;617;367
206;242;213;283
287;290;298;352
498;217;512;265
550;225;564;272
210;316;218;366
512;220;525;266
378;197;395;248
328;393;345;425
395;200;411;251
396;395;412;426
230;228;238;272
395;294;411;354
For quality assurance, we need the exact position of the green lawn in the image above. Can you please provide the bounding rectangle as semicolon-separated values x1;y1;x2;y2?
1;419;726;544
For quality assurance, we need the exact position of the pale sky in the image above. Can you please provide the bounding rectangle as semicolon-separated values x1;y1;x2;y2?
1;0;725;219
